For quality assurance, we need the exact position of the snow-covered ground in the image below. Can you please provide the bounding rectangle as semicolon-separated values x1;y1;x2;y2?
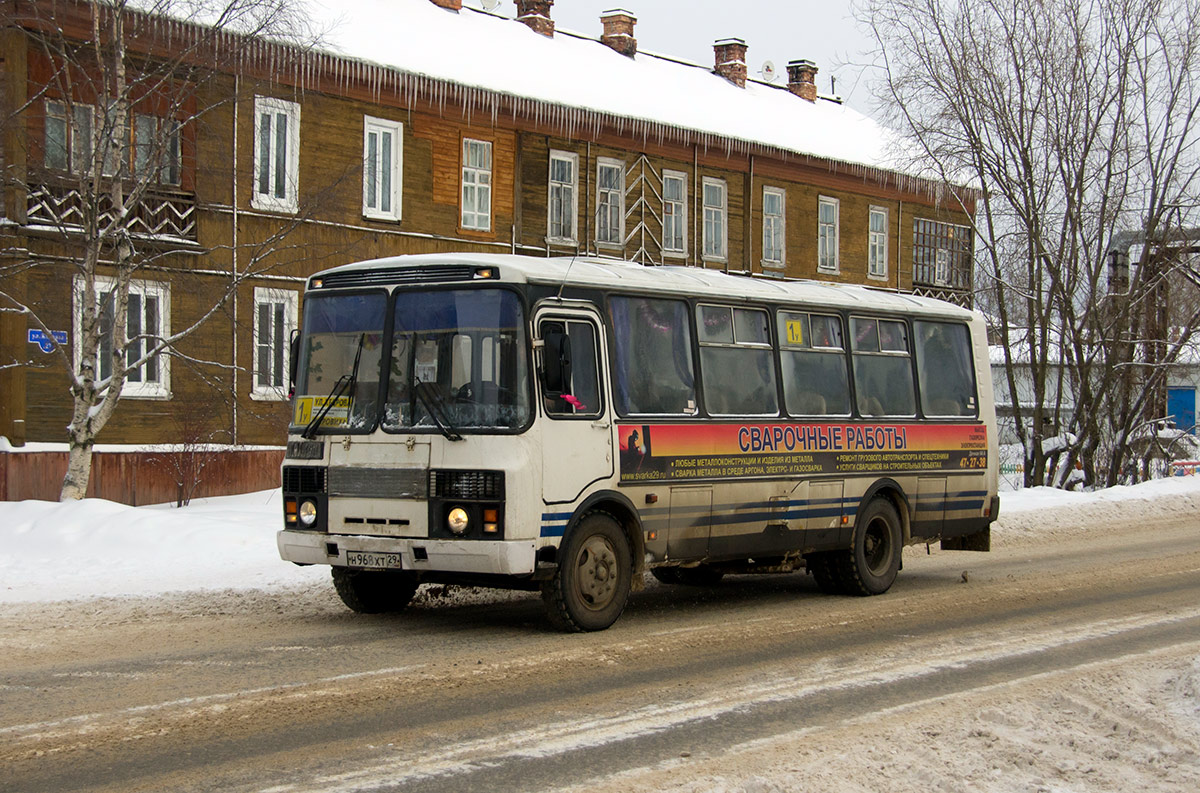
2;475;1199;604
3;476;1199;792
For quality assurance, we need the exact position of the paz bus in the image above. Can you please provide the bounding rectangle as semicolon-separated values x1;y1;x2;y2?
278;253;998;631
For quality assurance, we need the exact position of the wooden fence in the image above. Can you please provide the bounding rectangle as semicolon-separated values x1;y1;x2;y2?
0;448;285;505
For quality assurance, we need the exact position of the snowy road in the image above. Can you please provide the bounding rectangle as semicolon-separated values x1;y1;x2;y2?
2;509;1199;792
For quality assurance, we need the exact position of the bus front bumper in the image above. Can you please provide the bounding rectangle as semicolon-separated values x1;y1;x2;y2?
277;530;537;576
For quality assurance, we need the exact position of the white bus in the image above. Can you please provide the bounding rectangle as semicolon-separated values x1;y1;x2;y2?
278;253;998;631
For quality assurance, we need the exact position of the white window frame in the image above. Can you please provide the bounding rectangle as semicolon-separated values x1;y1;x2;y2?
702;177;728;263
868;206;889;280
596;157;625;247
935;249;951;285
762;185;786;268
252;96;300;214
818;195;840;273
461;137;493;231
547;149;579;244
73;274;171;399
362;115;403;222
662;169;688;257
251;287;299;401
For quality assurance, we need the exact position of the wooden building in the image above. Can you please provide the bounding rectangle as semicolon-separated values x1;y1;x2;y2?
0;0;975;487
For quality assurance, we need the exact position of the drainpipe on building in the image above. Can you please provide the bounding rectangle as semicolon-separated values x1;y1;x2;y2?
231;74;240;445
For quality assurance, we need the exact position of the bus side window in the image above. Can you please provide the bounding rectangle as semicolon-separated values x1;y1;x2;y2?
608;296;697;416
540;319;601;417
777;311;851;417
915;321;977;417
851;316;916;417
697;304;778;417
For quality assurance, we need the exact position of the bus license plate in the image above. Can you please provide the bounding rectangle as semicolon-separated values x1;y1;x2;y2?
346;551;403;569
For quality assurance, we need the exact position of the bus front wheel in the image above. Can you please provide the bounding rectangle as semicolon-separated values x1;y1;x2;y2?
542;512;632;632
332;567;419;613
836;497;902;596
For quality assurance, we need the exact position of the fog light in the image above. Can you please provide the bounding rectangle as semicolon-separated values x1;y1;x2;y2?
299;499;318;526
447;507;469;535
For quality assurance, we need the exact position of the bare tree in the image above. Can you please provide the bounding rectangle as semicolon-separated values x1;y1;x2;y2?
0;0;330;499
860;0;1200;487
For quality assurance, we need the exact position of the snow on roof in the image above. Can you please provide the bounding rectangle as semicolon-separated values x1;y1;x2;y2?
304;0;915;177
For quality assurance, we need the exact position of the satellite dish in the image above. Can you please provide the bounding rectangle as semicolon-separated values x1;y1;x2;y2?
760;60;777;83
481;0;500;10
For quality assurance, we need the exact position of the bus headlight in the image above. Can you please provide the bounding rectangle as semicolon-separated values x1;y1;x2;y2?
447;507;469;535
299;499;318;527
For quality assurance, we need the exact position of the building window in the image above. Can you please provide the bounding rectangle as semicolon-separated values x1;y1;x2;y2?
702;177;727;262
762;186;786;267
461;138;492;231
596;158;624;246
45;100;125;176
662;170;687;256
253;96;300;213
868;206;888;280
74;275;170;399
547;150;578;243
362;116;403;221
818;196;839;273
913;218;973;289
44;100;93;173
134;114;181;185
252;288;298;400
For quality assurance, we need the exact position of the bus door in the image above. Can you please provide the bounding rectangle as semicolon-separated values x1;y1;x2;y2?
536;308;614;504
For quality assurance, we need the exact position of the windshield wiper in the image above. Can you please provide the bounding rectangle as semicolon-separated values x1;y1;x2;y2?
414;380;463;442
302;334;365;439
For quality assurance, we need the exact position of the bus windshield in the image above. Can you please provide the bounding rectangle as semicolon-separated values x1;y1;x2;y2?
383;288;531;432
292;292;388;434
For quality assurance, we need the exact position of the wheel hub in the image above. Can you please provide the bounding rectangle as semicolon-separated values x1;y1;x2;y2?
576;536;618;609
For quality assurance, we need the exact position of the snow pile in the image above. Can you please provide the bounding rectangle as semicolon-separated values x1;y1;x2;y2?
0;490;325;603
1;475;1198;604
994;475;1200;543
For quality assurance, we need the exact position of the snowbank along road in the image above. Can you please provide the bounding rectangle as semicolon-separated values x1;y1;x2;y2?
2;491;1199;792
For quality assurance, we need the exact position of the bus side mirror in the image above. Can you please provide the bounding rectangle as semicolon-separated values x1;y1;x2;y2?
541;328;572;397
288;329;300;395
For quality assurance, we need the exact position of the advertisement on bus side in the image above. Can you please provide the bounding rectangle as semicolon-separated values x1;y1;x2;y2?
617;422;988;483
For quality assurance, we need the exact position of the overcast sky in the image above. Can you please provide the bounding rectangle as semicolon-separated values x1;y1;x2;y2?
464;0;879;113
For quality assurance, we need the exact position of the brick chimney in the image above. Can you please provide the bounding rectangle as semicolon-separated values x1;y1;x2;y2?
713;38;748;88
515;0;554;37
600;9;637;57
428;0;462;10
787;59;819;102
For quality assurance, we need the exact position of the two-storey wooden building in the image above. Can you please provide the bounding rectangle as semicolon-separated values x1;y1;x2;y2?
0;0;975;489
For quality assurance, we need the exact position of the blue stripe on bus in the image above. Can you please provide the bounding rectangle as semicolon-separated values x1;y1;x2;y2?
539;490;984;537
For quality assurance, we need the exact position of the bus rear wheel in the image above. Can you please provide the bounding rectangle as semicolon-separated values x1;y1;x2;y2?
542;512;632;632
332;567;420;613
832;497;902;596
